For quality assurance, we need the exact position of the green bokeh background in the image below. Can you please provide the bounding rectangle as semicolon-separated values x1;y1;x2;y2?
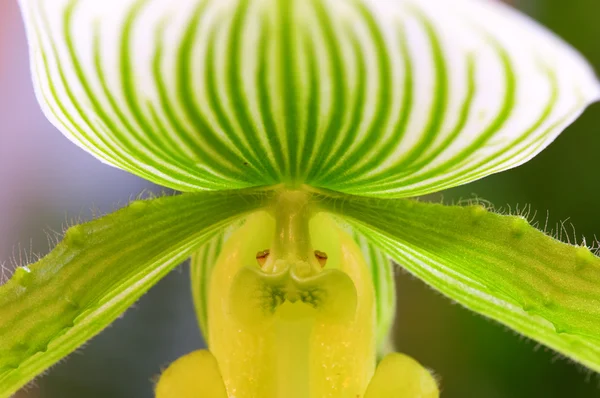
4;0;600;397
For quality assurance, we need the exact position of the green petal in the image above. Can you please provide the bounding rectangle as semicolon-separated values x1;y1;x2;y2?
0;190;268;397
190;226;234;343
318;190;600;371
348;227;396;356
19;0;600;194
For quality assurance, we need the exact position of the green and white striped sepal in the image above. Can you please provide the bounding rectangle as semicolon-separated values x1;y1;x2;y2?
19;0;600;196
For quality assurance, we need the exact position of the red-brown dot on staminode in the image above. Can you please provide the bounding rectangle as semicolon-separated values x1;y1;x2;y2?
315;250;328;267
256;249;270;267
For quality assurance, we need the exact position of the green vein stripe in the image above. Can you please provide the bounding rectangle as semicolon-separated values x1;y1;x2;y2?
178;6;261;182
256;15;288;182
200;4;270;180
317;0;394;184
304;0;348;182
402;55;477;173
35;2;136;172
297;31;321;182
315;26;368;182
368;56;561;196
447;65;561;180
329;21;414;188
339;5;450;185
63;0;209;188
226;0;279;183
33;38;126;171
279;0;300;182
152;15;245;186
335;29;517;195
388;7;449;167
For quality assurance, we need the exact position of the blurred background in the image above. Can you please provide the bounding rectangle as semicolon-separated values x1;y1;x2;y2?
2;0;600;397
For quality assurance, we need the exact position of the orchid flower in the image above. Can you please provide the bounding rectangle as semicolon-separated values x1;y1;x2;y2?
2;0;600;396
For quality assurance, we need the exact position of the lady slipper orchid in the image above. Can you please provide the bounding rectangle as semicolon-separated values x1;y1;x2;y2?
2;0;600;397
